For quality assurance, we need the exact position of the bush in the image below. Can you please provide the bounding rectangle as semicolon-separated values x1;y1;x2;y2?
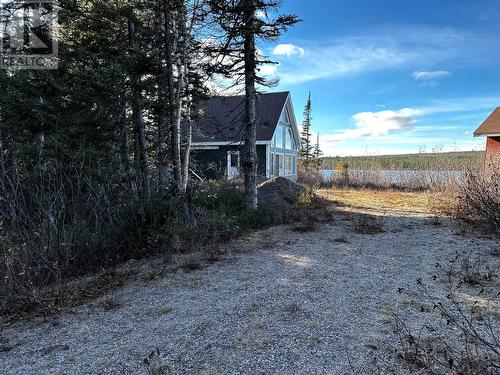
455;170;500;235
0;193;199;313
390;251;499;374
1;174;323;315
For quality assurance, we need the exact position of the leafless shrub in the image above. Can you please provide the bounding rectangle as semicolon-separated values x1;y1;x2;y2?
291;217;317;232
353;214;385;234
143;347;169;375
326;168;466;192
454;169;500;236
390;251;500;374
179;255;203;272
450;250;497;286
297;163;325;188
425;216;443;226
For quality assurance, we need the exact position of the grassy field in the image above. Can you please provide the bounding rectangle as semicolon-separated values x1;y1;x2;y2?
321;151;484;171
318;188;453;215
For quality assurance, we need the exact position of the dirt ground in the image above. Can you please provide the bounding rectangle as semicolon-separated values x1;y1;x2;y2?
1;189;498;374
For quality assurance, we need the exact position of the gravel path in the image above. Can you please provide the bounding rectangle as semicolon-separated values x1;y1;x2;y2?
1;208;498;374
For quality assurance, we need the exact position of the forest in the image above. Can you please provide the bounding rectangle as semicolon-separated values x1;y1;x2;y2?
0;0;298;310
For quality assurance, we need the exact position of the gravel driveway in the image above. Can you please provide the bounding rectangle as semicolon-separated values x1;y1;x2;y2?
1;208;498;374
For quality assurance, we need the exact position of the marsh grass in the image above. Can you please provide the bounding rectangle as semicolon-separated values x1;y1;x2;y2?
322;151;484;171
319;151;484;192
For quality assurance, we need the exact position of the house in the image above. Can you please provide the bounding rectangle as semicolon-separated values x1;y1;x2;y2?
191;91;300;180
474;107;500;163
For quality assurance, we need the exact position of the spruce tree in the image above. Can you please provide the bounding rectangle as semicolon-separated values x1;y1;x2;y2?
313;133;323;168
300;92;313;165
205;0;299;209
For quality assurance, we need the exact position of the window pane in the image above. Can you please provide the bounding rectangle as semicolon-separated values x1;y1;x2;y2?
275;125;283;148
285;128;292;149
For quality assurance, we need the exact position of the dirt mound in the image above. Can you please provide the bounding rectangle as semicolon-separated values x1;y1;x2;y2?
257;177;307;211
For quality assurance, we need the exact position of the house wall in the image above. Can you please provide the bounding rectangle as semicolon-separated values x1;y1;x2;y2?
192;145;267;180
269;117;299;180
485;136;500;165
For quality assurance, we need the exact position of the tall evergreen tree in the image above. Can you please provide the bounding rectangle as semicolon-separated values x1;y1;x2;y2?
300;91;313;165
313;133;323;167
205;0;299;209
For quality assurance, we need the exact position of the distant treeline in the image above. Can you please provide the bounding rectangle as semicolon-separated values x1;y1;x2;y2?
321;151;484;171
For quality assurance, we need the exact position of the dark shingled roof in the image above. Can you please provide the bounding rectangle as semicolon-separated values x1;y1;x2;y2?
474;107;500;136
191;91;289;143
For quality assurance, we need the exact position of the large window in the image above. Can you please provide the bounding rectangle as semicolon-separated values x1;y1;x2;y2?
274;125;283;148
274;154;280;176
280;107;291;124
285;128;293;150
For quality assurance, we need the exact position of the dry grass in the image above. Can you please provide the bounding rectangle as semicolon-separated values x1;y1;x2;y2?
318;188;450;216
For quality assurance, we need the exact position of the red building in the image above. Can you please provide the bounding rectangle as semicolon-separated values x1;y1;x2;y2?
474;108;500;163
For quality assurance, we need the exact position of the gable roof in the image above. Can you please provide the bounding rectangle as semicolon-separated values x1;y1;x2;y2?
474;108;500;136
191;91;289;144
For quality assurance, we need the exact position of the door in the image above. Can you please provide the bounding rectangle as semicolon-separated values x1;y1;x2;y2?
227;151;240;179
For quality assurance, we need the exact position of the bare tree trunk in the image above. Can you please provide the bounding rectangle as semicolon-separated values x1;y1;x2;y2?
163;0;181;195
0;127;5;191
156;1;168;191
181;100;192;194
119;91;132;191
131;85;150;198
157;93;167;190
129;18;150;198
176;0;192;196
242;0;258;210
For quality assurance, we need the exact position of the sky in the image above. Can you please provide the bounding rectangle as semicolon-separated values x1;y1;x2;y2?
258;0;500;156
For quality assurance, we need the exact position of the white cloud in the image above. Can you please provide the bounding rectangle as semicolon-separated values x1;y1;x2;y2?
277;44;407;85
272;44;305;57
325;108;424;142
353;108;423;133
272;25;499;85
259;63;278;76
412;70;451;81
313;95;500;156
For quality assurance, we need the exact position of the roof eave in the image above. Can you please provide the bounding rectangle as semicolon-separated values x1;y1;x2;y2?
474;132;500;137
192;140;272;146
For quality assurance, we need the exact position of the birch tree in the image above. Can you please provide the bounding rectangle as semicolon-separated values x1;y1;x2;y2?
128;17;150;198
163;0;202;197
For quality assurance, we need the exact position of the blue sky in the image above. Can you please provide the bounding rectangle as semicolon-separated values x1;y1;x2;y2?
259;0;500;156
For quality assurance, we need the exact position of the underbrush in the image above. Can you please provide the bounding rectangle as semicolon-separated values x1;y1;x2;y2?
454;169;500;236
389;249;499;374
326;169;465;192
0;178;321;317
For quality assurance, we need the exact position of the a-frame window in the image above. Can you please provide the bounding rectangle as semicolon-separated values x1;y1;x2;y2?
280;106;291;124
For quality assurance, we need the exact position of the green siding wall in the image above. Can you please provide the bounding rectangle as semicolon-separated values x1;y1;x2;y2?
192;145;268;180
257;145;267;176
